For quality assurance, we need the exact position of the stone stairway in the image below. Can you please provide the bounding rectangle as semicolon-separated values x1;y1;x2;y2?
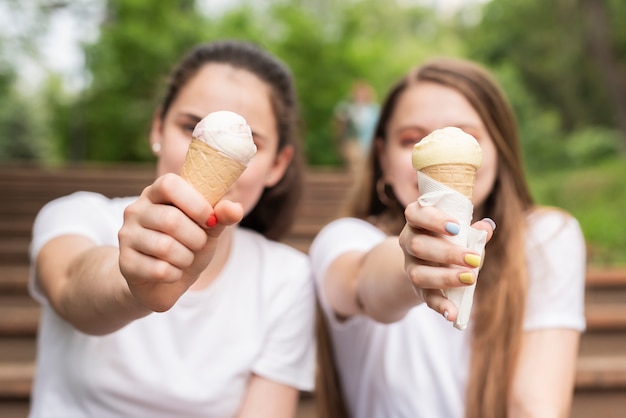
0;163;625;417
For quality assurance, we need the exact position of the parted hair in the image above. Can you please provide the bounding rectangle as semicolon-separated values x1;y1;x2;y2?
159;39;304;240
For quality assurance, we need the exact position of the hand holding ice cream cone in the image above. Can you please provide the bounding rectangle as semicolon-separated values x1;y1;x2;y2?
412;127;484;330
181;110;257;207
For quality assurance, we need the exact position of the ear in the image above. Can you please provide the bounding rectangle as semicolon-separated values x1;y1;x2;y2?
149;109;164;156
265;145;294;187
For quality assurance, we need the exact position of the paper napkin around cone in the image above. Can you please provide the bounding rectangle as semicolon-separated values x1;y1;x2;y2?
417;172;487;330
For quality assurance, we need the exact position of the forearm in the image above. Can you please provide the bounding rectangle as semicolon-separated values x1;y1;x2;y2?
38;237;151;335
356;236;422;323
236;375;298;418
508;330;579;418
66;246;152;334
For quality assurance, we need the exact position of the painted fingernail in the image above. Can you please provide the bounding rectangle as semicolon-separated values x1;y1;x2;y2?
443;310;450;321
206;214;218;228
482;217;497;231
445;222;460;235
459;272;474;284
464;254;481;268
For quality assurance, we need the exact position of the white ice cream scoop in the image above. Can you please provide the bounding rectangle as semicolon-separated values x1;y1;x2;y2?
192;110;257;166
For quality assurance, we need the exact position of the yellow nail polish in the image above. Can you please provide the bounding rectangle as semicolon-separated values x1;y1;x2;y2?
459;272;474;284
464;254;481;268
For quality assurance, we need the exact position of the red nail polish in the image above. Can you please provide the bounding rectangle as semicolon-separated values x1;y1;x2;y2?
206;214;218;228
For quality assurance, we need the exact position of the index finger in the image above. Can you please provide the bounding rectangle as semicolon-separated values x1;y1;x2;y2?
404;202;460;237
146;173;213;229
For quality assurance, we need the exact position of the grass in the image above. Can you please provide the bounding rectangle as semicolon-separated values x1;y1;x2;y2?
528;157;626;267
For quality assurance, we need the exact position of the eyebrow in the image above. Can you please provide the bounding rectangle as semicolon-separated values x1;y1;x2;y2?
178;112;202;123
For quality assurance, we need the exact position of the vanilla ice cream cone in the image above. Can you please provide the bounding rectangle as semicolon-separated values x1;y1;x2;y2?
180;111;256;207
412;127;483;330
412;127;482;200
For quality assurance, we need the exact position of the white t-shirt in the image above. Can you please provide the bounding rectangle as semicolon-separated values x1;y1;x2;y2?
310;212;586;418
29;191;315;418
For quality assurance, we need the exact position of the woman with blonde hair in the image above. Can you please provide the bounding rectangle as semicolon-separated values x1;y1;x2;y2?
311;57;585;417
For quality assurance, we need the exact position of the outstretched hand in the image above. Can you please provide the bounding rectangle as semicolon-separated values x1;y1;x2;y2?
118;173;243;312
399;201;495;322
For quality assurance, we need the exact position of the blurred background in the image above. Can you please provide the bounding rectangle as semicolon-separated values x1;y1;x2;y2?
0;0;624;265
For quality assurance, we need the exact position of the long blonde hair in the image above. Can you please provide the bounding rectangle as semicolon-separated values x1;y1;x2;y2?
318;57;534;418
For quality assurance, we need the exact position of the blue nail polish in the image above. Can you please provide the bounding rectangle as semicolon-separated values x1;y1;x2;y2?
445;222;460;235
482;217;497;231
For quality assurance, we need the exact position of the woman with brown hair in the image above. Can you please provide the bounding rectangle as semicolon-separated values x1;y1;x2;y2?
29;40;314;417
311;57;585;417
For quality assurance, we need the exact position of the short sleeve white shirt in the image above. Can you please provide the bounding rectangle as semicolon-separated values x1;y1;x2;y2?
310;212;585;418
28;192;316;418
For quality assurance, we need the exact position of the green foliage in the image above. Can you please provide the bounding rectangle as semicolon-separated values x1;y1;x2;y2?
529;157;626;266
465;0;625;136
73;0;207;161
564;126;622;167
0;67;49;161
265;0;463;164
1;0;625;265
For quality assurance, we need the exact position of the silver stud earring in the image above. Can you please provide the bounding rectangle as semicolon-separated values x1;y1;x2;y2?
151;143;161;154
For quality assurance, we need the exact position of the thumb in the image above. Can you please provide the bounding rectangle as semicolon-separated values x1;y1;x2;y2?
204;199;244;238
185;200;244;278
471;217;496;243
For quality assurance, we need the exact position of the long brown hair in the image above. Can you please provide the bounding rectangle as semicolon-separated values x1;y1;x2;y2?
321;57;534;417
159;40;304;240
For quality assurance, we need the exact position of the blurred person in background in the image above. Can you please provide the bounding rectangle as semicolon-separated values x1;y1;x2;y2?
333;80;380;176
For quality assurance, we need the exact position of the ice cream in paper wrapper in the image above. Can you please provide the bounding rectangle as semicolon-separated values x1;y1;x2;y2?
181;111;257;206
412;127;487;330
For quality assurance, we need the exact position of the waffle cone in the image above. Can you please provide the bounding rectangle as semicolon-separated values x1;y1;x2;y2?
180;138;246;206
421;163;476;199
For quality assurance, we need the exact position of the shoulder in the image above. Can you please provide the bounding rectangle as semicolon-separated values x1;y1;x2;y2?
311;218;386;255
31;192;137;258
524;208;586;330
34;191;136;237
526;207;584;250
309;217;386;279
313;217;385;246
38;191;135;215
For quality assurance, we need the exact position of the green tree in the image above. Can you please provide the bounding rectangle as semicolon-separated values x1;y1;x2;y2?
464;0;626;155
57;0;464;164
66;0;206;161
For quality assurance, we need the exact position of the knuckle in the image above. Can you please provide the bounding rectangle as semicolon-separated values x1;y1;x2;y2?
159;208;180;232
152;234;176;259
409;236;426;257
150;259;176;282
